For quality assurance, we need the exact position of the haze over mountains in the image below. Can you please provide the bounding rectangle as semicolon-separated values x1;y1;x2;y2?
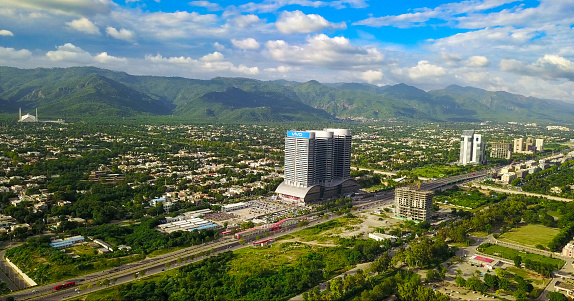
1;66;572;123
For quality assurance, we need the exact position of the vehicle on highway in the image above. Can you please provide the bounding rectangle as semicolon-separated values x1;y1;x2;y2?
54;281;76;291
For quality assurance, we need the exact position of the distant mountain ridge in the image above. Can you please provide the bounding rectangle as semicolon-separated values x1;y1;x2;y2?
0;66;572;123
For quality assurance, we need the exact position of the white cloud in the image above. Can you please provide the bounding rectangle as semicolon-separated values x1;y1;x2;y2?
264;65;294;73
115;10;221;39
275;10;346;34
361;70;383;83
46;43;93;63
237;0;368;13
354;0;523;28
213;42;225;51
94;52;127;64
231;38;260;50
230;14;261;28
66;17;100;35
189;1;222;11
106;27;136;42
0;30;14;36
144;52;259;75
405;61;446;80
0;0;112;16
200;52;225;62
501;54;574;81
266;34;383;68
0;46;31;60
466;55;490;67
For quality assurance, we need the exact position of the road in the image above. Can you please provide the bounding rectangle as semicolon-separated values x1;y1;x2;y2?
1;170;491;301
471;184;574;202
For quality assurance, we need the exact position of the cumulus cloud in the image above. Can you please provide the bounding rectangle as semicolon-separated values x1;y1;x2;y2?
0;46;32;60
405;61;446;80
145;52;259;75
275;10;346;34
230;14;261;28
361;70;383;83
117;10;221;39
94;52;127;64
106;27;136;42
46;43;93;63
0;30;14;36
231;38;260;50
501;54;574;81
266;34;383;68
66;18;100;35
466;55;490;67
189;1;222;11
0;0;112;16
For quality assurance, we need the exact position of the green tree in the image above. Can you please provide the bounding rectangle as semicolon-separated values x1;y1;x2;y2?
514;255;522;267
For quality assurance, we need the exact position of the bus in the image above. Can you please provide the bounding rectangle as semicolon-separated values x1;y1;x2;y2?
54;281;75;291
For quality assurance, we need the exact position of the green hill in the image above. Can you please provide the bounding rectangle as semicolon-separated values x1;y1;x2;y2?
0;66;573;123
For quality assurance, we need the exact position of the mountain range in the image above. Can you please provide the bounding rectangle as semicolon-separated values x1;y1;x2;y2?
1;66;573;123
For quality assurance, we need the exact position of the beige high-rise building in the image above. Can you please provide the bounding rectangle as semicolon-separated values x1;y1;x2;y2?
513;138;523;153
395;186;434;221
525;137;535;152
536;139;544;152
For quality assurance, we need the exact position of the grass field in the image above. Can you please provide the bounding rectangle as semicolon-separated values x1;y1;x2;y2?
411;164;470;178
498;224;559;247
479;244;564;267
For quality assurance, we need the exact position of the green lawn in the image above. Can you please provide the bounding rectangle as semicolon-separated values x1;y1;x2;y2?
479;244;564;267
498;224;559;247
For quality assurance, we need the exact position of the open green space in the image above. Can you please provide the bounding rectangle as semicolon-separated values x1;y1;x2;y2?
434;187;501;209
478;244;564;268
498;224;559;247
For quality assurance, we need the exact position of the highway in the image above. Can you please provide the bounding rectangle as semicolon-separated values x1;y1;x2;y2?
2;170;491;301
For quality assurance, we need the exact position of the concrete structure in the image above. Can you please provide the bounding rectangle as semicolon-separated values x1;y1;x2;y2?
514;137;544;154
394;186;433;221
368;232;397;242
536;139;544;152
469;256;498;270
513;138;523;153
18;108;38;123
221;202;250;212
49;235;85;249
555;281;574;298
561;240;574;258
490;142;512;159
275;129;359;203
459;130;486;165
500;172;517;184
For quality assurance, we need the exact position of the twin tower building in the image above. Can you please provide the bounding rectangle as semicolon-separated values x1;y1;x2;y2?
275;129;359;204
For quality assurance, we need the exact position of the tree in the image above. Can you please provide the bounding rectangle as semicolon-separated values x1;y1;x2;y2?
455;276;466;287
548;292;568;301
514;255;522;267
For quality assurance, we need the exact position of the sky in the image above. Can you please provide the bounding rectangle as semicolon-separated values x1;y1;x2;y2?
1;0;574;101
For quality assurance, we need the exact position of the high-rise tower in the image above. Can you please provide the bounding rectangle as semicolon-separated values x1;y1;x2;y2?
276;129;358;203
459;130;486;165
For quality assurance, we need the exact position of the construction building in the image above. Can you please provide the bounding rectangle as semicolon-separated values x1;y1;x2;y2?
394;185;434;221
490;142;512;159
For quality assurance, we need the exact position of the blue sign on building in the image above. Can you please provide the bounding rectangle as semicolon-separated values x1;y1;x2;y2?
287;131;311;138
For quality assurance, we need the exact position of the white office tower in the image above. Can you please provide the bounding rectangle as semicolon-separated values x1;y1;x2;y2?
276;129;358;203
459;130;486;165
513;138;523;153
536;139;544;152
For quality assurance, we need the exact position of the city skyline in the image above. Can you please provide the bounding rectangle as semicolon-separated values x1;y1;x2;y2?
0;0;573;101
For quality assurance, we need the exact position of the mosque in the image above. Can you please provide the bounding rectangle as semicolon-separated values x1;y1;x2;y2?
18;108;38;123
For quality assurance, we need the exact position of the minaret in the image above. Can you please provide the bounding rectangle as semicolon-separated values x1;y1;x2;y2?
19;108;21;121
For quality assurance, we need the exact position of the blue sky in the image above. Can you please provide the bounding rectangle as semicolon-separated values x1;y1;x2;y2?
1;0;573;101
